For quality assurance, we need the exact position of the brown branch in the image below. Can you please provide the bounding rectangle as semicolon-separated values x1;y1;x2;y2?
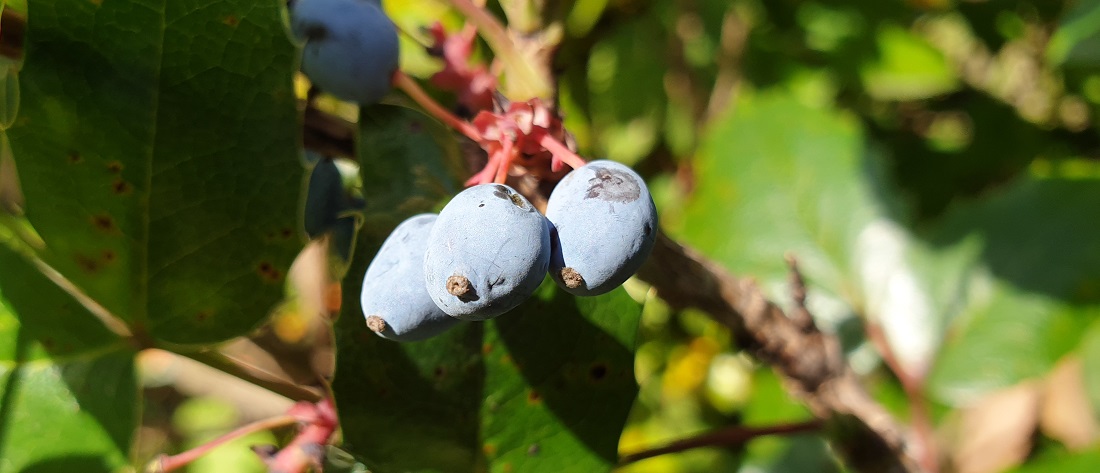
637;233;919;472
0;8;25;62
618;420;823;466
784;253;814;332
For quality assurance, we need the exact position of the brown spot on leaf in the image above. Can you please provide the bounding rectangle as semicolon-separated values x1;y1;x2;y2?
91;214;116;233
67;151;83;164
111;179;132;195
434;366;446;379
106;161;123;174
101;250;116;263
257;262;282;283
223;15;239;27
74;254;100;273
527;390;542;404
482;444;497;456
280;227;294;239
196;310;212;322
482;343;493;354
589;362;609;382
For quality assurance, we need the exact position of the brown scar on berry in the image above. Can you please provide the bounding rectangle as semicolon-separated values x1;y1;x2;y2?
447;274;476;300
196;310;213;322
280;227;294;239
560;267;584;289
508;193;525;209
366;315;387;334
101;250;116;263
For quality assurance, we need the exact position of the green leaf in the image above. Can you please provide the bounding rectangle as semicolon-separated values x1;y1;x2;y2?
679;91;880;315
6;0;302;344
1048;0;1100;67
0;245;138;473
929;177;1100;403
1077;319;1100;419
586;15;667;165
1006;448;1100;473
332;104;643;473
679;89;989;380
859;25;959;100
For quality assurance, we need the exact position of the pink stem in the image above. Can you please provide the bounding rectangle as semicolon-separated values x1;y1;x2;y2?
156;414;299;472
393;71;482;142
539;134;587;170
493;141;516;184
265;398;339;473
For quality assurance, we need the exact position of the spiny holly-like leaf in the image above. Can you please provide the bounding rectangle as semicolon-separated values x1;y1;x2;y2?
6;0;302;344
0;244;138;473
331;104;643;473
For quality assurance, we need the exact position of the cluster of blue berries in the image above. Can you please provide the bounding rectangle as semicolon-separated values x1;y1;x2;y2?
361;161;658;342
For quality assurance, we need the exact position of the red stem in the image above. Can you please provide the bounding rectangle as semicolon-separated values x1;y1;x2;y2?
265;398;339;473
156;414;299;472
392;71;482;142
539;134;587;170
866;322;938;473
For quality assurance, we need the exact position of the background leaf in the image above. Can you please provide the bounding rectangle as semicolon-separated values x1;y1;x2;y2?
928;177;1100;404
6;0;302;344
0;244;138;473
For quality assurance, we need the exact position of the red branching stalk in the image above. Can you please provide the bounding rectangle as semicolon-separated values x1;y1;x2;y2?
427;22;496;113
154;414;299;472
263;398;340;473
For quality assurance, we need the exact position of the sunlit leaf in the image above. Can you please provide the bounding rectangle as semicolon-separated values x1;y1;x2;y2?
6;0;303;343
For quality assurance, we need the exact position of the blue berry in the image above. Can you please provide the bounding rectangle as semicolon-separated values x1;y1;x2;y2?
302;157;364;239
545;160;657;296
361;214;459;342
291;0;399;104
423;184;551;320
